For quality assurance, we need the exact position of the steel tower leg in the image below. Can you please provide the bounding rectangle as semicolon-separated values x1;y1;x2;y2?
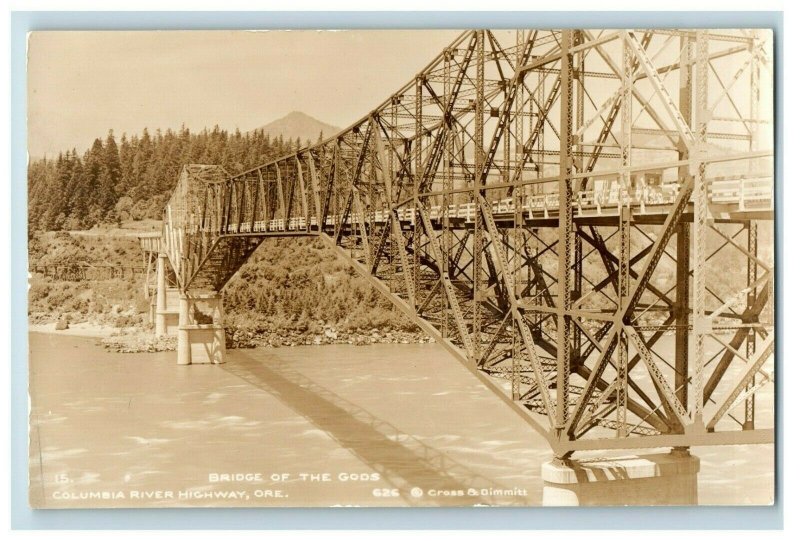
691;30;710;430
744;32;762;431
472;29;485;365
555;29;575;438
675;34;694;422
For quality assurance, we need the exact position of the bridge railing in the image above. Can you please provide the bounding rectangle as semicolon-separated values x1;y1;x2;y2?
209;170;772;234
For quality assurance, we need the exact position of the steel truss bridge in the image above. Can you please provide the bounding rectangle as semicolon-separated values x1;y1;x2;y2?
160;29;774;457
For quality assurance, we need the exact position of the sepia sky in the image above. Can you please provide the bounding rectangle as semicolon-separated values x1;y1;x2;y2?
27;30;462;158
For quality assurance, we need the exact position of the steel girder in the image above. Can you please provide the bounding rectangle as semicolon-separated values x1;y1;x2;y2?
160;29;775;456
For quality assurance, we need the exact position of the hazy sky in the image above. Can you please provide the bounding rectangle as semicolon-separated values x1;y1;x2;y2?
27;30;463;157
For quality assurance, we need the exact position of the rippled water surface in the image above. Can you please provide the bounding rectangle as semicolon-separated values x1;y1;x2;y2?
28;333;774;508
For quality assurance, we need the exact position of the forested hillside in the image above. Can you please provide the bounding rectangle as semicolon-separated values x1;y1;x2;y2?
27;123;421;345
28;126;316;232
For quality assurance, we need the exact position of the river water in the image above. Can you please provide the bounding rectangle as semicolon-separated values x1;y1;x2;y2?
28;332;774;508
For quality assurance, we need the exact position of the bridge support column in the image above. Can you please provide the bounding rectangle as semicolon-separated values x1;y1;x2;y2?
155;254;168;336
541;451;699;506
176;292;226;366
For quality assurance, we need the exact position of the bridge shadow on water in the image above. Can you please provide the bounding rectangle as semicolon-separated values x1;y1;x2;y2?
222;351;529;506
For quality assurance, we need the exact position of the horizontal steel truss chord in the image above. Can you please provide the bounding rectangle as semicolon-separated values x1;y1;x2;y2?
156;29;774;455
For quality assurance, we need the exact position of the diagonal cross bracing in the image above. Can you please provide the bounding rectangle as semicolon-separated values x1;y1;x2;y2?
157;29;774;456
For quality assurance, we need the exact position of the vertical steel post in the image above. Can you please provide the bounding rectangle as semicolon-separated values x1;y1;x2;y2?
556;29;574;435
443;48;453;340
532;41;544;334
503;78;511;183
573;31;584;371
389;100;398;295
744;221;758;430
616;33;633;436
472;29;485;364
692;30;710;428
275;163;287;231
675;34;694;413
573;230;583;361
511;29;525;401
296;156;309;230
744;32;761;429
675;224;690;408
305;153;322;230
332;142;341;230
617;208;631;437
414;75;423;311
575;31;585;175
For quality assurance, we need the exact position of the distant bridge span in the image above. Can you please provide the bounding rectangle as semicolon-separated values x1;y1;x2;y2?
145;29;775;458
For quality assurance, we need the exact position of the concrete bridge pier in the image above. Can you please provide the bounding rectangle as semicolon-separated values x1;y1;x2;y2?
176;291;226;365
153;254;180;336
541;449;700;506
155;254;168;336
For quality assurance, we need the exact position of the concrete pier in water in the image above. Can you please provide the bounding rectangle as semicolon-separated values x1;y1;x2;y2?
152;251;222;364
176;292;226;365
541;450;700;506
153;254;180;336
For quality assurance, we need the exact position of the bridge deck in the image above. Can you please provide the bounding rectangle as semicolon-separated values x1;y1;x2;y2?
214;185;772;236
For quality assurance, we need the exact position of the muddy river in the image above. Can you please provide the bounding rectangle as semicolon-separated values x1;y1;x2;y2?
28;333;774;508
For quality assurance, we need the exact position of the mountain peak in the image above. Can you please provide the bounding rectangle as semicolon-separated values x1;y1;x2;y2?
252;112;340;144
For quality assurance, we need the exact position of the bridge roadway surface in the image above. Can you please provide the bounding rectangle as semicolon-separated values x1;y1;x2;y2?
216;177;773;236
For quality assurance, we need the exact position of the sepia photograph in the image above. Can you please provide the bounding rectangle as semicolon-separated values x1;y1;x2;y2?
26;27;775;509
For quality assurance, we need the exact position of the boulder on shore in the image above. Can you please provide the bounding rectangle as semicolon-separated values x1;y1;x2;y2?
54;319;69;331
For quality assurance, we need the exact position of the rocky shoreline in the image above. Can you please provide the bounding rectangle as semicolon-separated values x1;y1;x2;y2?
100;332;178;353
226;325;434;349
97;325;434;353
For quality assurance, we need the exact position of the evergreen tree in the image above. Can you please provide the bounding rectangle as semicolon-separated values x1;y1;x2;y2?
104;130;121;182
27;123;293;231
64;158;85;230
132;128;153;198
118;133;134;194
101;130;121;212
